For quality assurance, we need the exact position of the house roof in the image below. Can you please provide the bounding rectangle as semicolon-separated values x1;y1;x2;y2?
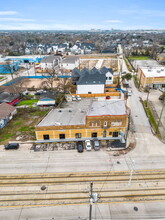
77;67;106;85
63;56;79;64
0;92;20;103
77;71;105;85
72;68;81;77
0;103;16;120
100;66;113;75
40;55;61;64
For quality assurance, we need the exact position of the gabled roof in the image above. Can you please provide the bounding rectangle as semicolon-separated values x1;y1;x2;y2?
100;66;113;75
0;103;16;120
40;55;61;63
0;92;20;103
63;56;79;64
77;71;105;85
72;68;81;77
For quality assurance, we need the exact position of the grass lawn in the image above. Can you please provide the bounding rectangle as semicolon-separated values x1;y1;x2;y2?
142;100;161;139
128;56;151;60
17;99;38;107
0;108;49;144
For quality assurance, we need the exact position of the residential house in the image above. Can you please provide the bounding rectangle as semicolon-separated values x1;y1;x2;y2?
35;99;128;144
73;67;114;94
0;91;20;105
0;103;17;128
70;43;95;54
62;56;80;70
40;55;62;70
137;67;165;88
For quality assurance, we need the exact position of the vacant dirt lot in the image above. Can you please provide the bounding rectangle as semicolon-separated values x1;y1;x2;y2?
80;60;98;69
8;78;70;90
80;54;117;59
101;60;118;70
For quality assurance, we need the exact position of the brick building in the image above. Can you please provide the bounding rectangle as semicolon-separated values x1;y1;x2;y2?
35;99;128;144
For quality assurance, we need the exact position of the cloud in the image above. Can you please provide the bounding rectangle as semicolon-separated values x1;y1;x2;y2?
0;18;35;22
0;11;17;15
104;20;122;23
0;22;163;31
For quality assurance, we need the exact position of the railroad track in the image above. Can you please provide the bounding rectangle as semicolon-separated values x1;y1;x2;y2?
0;169;165;207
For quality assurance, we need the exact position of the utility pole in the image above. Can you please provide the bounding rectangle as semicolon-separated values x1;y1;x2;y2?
156;100;165;134
89;182;98;220
128;160;135;186
89;182;93;220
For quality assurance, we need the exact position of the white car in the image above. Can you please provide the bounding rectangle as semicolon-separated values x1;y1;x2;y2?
85;140;92;151
127;90;132;96
76;95;81;101
159;88;165;92
72;96;77;101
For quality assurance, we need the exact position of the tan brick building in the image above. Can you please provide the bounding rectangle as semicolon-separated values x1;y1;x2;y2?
137;67;165;89
35;99;128;143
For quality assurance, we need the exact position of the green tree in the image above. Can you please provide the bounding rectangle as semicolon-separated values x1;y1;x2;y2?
121;73;132;81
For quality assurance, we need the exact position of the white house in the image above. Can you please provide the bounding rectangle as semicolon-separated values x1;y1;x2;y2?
100;67;114;84
40;55;62;70
0;103;17;129
62;56;80;70
76;68;105;94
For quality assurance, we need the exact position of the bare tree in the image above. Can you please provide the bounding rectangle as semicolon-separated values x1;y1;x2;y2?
41;64;58;89
1;59;15;80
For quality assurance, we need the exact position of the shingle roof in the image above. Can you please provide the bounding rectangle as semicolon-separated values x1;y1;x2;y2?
0;92;19;103
40;55;61;63
72;68;81;77
63;56;79;64
77;71;105;85
0;103;16;120
76;67;106;85
100;66;113;75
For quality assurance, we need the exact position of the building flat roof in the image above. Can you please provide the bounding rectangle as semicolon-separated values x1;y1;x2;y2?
87;100;127;116
37;99;127;128
37;98;92;127
141;67;165;77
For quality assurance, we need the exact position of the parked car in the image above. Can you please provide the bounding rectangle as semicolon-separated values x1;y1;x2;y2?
93;139;100;151
106;96;110;99
34;90;46;95
76;95;81;101
85;140;92;151
159;88;165;92
4;143;19;150
127;90;132;96
159;95;164;100
72;96;77;101
77;141;84;153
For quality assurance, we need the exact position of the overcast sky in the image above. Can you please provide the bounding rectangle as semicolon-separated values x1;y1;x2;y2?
0;0;165;30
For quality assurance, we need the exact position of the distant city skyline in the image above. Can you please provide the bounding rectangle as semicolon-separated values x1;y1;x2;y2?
0;0;165;30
